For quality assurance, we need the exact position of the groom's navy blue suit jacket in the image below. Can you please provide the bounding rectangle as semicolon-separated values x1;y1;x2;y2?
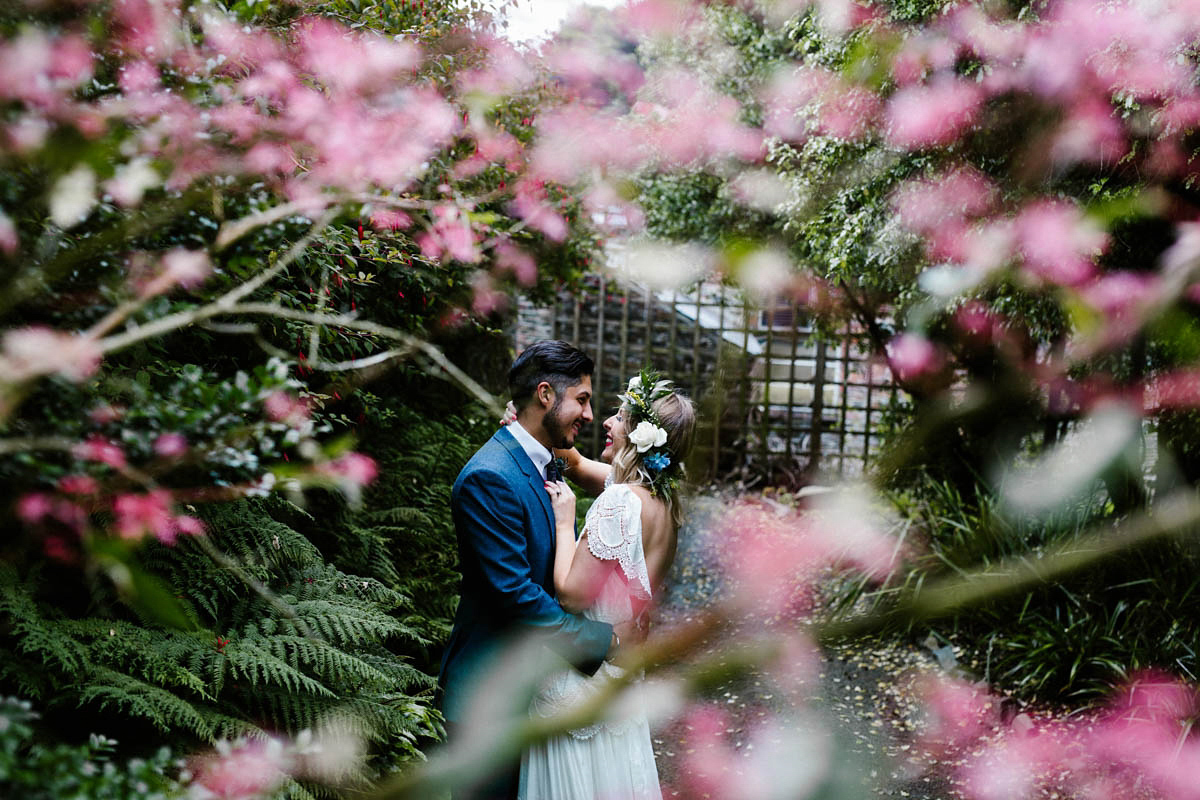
438;426;613;723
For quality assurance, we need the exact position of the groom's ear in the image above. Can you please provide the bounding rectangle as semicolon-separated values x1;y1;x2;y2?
535;381;555;408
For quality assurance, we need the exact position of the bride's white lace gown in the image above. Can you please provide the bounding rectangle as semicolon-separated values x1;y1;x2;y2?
518;483;663;800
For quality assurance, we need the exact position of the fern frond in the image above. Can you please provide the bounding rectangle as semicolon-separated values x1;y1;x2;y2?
78;668;214;739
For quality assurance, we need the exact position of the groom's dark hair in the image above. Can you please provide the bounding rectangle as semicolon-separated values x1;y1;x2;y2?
508;340;594;409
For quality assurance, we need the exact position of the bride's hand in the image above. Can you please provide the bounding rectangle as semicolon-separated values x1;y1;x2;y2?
499;401;517;426
544;480;575;529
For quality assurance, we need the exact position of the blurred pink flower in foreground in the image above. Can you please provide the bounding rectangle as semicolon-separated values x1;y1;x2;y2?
493;242;537;286
58;474;99;495
924;670;1200;800
418;205;481;264
369;209;412;231
73;436;127;469
1015;199;1107;287
719;495;897;620
153;432;189;458
2;326;102;382
892;168;996;238
887;333;942;383
112;490;201;545
264;391;310;426
886;77;983;149
319;452;379;487
0;210;18;255
139;248;212;297
192;738;290;800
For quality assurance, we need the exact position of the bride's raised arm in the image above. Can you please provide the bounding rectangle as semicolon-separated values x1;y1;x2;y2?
555;445;611;496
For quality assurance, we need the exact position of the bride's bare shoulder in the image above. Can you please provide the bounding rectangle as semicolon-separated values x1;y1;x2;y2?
627;485;671;534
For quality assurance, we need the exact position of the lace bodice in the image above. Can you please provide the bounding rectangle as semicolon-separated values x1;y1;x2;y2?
580;484;652;626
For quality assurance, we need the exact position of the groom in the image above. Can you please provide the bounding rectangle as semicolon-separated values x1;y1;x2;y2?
439;340;618;800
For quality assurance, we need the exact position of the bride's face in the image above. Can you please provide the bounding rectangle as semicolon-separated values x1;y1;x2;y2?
600;407;629;463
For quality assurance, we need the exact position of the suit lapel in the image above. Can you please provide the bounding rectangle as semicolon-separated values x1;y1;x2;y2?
495;427;555;535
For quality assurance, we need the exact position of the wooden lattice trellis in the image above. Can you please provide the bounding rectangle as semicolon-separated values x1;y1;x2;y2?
516;274;906;486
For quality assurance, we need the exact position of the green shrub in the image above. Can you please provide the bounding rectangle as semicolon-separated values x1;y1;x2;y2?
0;696;185;800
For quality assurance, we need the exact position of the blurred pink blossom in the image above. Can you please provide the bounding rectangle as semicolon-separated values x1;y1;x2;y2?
893;167;997;238
242;142;294;176
677;705;740;798
139;248;210;296
58;474;99;495
112;0;181;58
720;504;823;618
955;301;1003;342
73;436;127;469
193;738;290;799
418;205;481;263
493;242;537;286
886;77;983;149
299;17;418;93
174;515;205;537
511;182;568;242
369;209;412;231
0;210;16;255
0;30;55;108
457;35;533;96
153;432;188;458
49;35;93;86
818;86;882;141
917;676;995;752
264;391;310;426
88;404;126;425
544;39;643;101
890;34;959;87
469;271;508;316
2;326;101;382
16;493;54;524
1079;271;1159;321
319;452;378;487
1049;95;1125;166
618;0;699;36
939;4;1023;64
887;333;941;383
113;490;174;541
1015;200;1107;287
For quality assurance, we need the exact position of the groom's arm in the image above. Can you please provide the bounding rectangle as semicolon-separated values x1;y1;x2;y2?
455;469;612;674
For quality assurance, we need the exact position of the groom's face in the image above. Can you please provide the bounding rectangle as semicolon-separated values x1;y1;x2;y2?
544;375;593;449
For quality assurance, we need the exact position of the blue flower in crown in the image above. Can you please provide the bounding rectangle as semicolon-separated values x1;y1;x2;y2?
643;451;671;472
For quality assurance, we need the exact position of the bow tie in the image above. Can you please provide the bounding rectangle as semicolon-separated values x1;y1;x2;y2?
545;457;562;482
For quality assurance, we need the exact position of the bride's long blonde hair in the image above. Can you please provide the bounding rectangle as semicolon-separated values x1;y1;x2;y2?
609;390;697;529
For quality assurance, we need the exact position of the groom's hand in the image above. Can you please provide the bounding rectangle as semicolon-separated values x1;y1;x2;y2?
608;620;645;668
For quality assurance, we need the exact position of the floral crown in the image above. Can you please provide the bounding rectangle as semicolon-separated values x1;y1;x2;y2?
619;368;682;500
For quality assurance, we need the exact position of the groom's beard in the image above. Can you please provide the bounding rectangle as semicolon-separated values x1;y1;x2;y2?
543;397;575;449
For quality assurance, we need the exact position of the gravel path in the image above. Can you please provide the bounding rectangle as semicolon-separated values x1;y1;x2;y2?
650;495;962;799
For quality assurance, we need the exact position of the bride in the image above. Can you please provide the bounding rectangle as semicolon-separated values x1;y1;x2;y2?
518;371;696;800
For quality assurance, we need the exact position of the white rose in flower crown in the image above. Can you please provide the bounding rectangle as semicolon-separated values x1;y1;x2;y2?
629;420;668;453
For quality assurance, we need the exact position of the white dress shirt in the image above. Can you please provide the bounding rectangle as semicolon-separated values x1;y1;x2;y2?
508;419;553;480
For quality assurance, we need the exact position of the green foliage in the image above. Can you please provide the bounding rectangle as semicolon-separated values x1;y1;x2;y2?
0;492;443;771
854;475;1200;704
0;696;186;800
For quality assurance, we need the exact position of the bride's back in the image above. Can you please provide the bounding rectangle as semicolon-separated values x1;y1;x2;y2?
628;485;677;594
